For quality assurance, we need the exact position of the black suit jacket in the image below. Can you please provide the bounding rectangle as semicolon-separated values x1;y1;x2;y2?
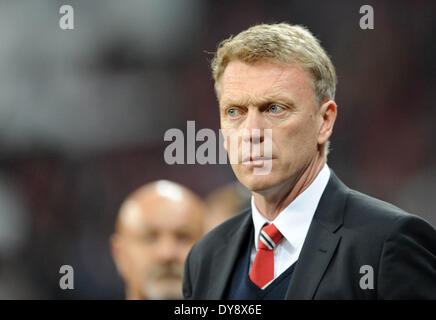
183;171;436;299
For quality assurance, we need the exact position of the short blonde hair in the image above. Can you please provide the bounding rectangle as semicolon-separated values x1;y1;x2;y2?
211;23;337;105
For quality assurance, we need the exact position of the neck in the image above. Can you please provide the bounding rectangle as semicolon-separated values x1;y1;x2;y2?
253;153;326;221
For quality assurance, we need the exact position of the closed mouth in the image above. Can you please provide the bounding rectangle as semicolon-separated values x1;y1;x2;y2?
242;156;273;165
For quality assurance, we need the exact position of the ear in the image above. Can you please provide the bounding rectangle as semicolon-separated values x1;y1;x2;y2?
317;100;337;145
110;234;127;280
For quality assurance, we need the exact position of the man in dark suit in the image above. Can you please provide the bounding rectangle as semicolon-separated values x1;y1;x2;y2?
183;23;436;299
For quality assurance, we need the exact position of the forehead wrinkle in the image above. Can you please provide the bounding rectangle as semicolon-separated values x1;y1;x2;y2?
220;92;253;109
221;83;295;109
267;66;316;108
265;66;297;97
220;64;297;109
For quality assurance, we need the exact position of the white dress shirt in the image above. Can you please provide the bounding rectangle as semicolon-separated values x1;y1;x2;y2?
250;164;331;279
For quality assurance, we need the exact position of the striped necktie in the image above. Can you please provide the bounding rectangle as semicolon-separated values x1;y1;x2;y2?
249;223;284;289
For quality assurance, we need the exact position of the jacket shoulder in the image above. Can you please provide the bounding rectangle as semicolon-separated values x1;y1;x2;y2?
342;187;430;237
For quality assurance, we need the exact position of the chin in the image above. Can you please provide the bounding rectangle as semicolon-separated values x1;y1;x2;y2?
238;172;281;192
143;279;183;300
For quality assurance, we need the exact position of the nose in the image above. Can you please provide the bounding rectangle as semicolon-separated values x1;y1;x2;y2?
155;234;179;263
242;109;265;144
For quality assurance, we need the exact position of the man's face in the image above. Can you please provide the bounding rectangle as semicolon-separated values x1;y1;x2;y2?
219;60;322;193
113;196;203;299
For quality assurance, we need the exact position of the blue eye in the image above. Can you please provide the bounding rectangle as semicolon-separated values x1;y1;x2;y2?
228;108;239;117
268;104;283;114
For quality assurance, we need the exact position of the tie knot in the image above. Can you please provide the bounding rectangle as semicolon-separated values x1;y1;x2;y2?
259;224;283;250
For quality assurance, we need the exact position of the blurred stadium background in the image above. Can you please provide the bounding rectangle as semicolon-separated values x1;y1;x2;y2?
0;0;434;298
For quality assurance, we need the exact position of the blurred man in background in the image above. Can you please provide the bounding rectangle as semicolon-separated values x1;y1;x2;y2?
204;181;251;234
111;180;205;300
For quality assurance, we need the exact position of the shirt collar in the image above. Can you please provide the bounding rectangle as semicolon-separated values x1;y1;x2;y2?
251;163;331;251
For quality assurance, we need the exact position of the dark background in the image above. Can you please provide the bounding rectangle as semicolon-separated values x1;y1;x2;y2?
0;0;434;298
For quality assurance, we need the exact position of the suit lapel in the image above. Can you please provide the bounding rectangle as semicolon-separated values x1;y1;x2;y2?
205;210;253;299
285;221;341;299
285;171;348;299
